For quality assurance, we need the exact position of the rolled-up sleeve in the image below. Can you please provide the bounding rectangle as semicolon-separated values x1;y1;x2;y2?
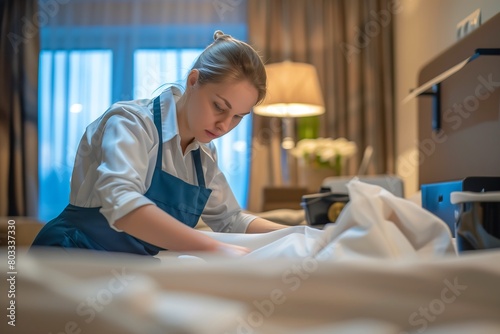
201;167;258;233
94;108;158;230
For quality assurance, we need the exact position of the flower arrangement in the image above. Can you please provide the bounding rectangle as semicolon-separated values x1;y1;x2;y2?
290;137;357;176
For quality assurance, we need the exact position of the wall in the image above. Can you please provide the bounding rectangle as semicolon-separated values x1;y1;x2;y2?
394;0;500;197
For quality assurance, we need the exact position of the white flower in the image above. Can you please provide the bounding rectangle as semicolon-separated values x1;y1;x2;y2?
290;137;357;171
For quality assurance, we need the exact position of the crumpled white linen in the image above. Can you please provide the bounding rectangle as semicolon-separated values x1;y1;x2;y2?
164;179;456;262
312;178;457;260
202;225;324;259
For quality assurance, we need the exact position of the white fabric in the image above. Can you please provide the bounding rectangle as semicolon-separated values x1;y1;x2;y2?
177;179;456;261
69;86;256;232
313;178;456;260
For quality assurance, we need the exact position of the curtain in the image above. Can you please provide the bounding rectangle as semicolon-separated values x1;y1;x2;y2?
247;0;395;212
0;0;40;217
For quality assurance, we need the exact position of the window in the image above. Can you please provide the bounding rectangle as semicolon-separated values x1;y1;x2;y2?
38;0;251;222
133;49;202;96
39;50;113;221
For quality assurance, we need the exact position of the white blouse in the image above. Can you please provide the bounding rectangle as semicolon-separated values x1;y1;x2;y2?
69;87;256;233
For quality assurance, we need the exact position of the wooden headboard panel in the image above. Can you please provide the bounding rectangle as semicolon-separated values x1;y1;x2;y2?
417;12;500;187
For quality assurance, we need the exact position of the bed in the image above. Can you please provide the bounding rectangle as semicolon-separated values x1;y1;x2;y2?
3;179;500;334
4;241;500;334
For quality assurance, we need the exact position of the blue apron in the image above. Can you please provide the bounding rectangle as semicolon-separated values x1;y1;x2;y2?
32;96;212;256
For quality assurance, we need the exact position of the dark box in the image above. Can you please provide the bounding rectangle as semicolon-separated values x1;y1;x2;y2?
301;192;349;227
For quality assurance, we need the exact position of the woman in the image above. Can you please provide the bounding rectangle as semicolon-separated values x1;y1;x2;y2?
32;31;288;256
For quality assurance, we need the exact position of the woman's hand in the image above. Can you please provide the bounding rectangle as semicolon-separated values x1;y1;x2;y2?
216;242;251;257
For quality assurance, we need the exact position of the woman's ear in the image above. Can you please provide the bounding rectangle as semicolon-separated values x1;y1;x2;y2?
187;69;199;88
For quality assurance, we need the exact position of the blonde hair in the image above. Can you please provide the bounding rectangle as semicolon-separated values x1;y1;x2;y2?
190;30;267;104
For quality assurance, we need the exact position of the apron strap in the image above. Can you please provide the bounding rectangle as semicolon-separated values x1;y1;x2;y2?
152;93;207;188
192;149;206;188
152;96;163;169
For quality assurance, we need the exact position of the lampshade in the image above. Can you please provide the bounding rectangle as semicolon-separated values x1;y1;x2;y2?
254;61;325;117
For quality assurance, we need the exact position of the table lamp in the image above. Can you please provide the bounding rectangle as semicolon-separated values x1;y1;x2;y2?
254;61;325;185
253;60;325;150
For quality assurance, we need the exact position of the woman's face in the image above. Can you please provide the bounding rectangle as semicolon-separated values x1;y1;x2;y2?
181;71;258;144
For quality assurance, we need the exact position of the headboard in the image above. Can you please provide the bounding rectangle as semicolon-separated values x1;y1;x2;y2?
415;12;500;187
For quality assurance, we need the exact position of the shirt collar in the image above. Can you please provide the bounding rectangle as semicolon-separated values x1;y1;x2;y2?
159;86;181;142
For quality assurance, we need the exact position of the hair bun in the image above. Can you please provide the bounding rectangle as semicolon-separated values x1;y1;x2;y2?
213;30;225;41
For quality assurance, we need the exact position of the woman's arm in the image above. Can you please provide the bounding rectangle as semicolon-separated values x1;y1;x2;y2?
115;204;248;254
245;217;289;233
